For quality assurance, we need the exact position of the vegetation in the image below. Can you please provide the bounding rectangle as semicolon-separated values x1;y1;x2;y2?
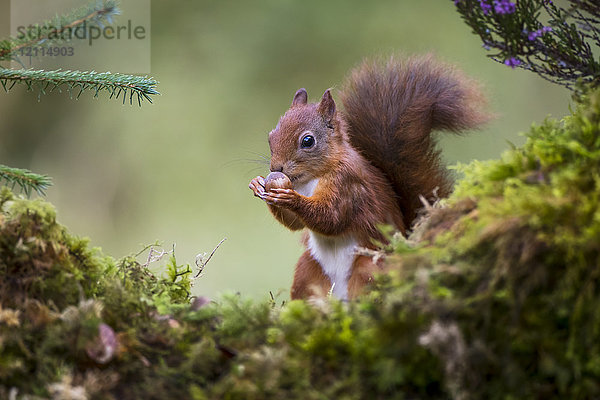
0;165;51;197
1;1;598;398
0;0;158;105
1;86;599;398
454;0;600;89
0;0;157;208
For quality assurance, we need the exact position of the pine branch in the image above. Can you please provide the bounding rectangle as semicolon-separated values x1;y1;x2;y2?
0;0;120;62
0;165;52;196
0;68;159;105
0;0;158;105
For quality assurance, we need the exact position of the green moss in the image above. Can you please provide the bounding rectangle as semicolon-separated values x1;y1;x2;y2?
1;90;600;398
402;88;600;398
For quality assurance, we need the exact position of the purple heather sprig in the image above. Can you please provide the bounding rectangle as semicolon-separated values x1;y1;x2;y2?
455;0;600;89
504;57;521;68
493;0;516;14
528;26;553;41
479;0;492;15
477;0;516;15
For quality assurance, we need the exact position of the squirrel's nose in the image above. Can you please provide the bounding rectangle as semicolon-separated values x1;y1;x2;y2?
270;165;283;173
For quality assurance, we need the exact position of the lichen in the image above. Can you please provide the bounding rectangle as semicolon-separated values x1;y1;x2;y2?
1;90;600;399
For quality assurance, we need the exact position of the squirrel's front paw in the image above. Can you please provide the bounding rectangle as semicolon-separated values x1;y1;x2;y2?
249;176;267;200
264;188;300;208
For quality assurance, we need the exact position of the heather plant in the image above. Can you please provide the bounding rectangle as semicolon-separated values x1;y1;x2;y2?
454;0;600;89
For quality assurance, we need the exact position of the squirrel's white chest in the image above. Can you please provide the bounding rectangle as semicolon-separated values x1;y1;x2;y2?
307;232;357;300
295;178;358;300
294;178;320;197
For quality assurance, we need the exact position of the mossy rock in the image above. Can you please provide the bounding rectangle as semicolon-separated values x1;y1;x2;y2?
1;91;600;399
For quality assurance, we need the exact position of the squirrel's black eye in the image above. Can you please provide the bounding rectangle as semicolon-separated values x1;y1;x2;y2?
301;135;315;148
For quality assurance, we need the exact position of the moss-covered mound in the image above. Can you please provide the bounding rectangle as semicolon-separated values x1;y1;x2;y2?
1;91;600;399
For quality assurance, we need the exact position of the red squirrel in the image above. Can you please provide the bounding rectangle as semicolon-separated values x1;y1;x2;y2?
249;55;488;300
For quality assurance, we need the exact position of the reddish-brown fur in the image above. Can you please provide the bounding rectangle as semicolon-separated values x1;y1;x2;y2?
290;250;331;299
342;55;489;227
249;55;489;300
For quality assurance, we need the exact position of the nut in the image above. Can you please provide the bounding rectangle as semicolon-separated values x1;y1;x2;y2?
265;172;292;190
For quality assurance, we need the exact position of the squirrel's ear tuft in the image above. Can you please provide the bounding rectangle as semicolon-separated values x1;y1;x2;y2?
317;89;336;120
292;88;308;106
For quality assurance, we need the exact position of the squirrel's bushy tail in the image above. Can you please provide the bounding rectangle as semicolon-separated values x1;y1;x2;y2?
340;55;489;229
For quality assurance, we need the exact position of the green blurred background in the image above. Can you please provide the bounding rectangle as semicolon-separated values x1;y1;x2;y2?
0;0;571;299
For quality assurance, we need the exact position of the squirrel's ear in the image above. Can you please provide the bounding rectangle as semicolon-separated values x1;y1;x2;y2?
317;89;336;120
292;88;308;106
